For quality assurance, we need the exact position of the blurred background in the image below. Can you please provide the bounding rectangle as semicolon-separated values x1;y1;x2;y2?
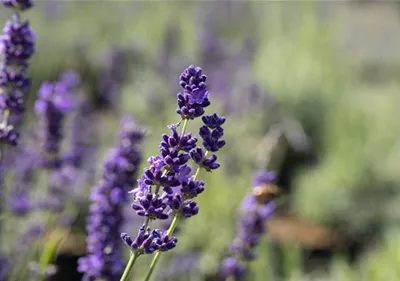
1;1;400;281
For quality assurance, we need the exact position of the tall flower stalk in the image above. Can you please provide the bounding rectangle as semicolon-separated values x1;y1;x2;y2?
119;65;226;281
0;0;35;149
78;117;144;281
35;78;75;215
221;170;277;280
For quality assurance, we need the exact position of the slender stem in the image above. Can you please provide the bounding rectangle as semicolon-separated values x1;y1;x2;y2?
143;251;161;281
0;109;10;165
181;119;188;135
120;252;140;281
142;205;182;281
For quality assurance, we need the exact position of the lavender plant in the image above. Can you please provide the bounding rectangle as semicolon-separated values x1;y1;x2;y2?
0;0;35;148
35;78;75;213
78;117;144;281
7;143;38;216
221;170;277;280
119;65;226;281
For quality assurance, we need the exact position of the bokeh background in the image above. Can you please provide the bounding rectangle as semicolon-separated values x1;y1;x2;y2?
2;1;400;281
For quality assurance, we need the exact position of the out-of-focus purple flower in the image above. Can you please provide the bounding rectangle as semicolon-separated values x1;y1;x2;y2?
0;124;19;146
221;257;247;281
78;117;144;281
158;252;201;281
0;256;7;281
7;192;31;216
96;48;141;111
9;223;45;275
2;0;33;10
35;81;75;168
0;19;35;65
252;170;277;187
7;144;38;216
221;170;277;281
0;8;35;146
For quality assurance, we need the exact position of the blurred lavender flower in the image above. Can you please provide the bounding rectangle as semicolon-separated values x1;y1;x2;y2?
2;0;33;10
156;23;180;76
78;117;144;281
50;71;98;202
7;223;45;279
96;48;140;111
33;73;77;217
7;144;38;216
221;170;277;281
0;256;7;281
0;1;35;146
35;81;74;168
158;252;200;281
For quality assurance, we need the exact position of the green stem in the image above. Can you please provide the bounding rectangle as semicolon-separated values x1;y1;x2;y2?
120;252;140;281
181;119;188;135
143;213;181;281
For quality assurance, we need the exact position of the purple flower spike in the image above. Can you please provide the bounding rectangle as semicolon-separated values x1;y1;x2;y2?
252;170;277;187
176;65;210;120
182;200;199;218
180;178;205;199
78;117;144;281
202;113;226;129
7;191;31;216
0;124;19;146
131;193;169;220
199;113;226;152
221;257;247;281
122;65;225;274
1;19;35;64
2;0;33;10
122;225;177;255
221;170;277;280
35;81;75;168
0;7;35;146
190;147;220;171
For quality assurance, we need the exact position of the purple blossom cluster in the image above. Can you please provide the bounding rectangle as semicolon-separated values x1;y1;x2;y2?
78;117;144;281
120;65;226;279
221;170;277;280
34;72;84;214
0;0;35;146
7;144;38;216
2;0;32;10
35;79;75;168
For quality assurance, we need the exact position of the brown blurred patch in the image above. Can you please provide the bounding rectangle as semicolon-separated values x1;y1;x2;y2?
267;213;347;250
43;228;87;256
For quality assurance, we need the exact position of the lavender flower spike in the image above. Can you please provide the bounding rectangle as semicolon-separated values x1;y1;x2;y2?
2;0;33;10
0;0;35;146
35;81;74;168
221;170;277;281
78;117;144;281
120;65;226;281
